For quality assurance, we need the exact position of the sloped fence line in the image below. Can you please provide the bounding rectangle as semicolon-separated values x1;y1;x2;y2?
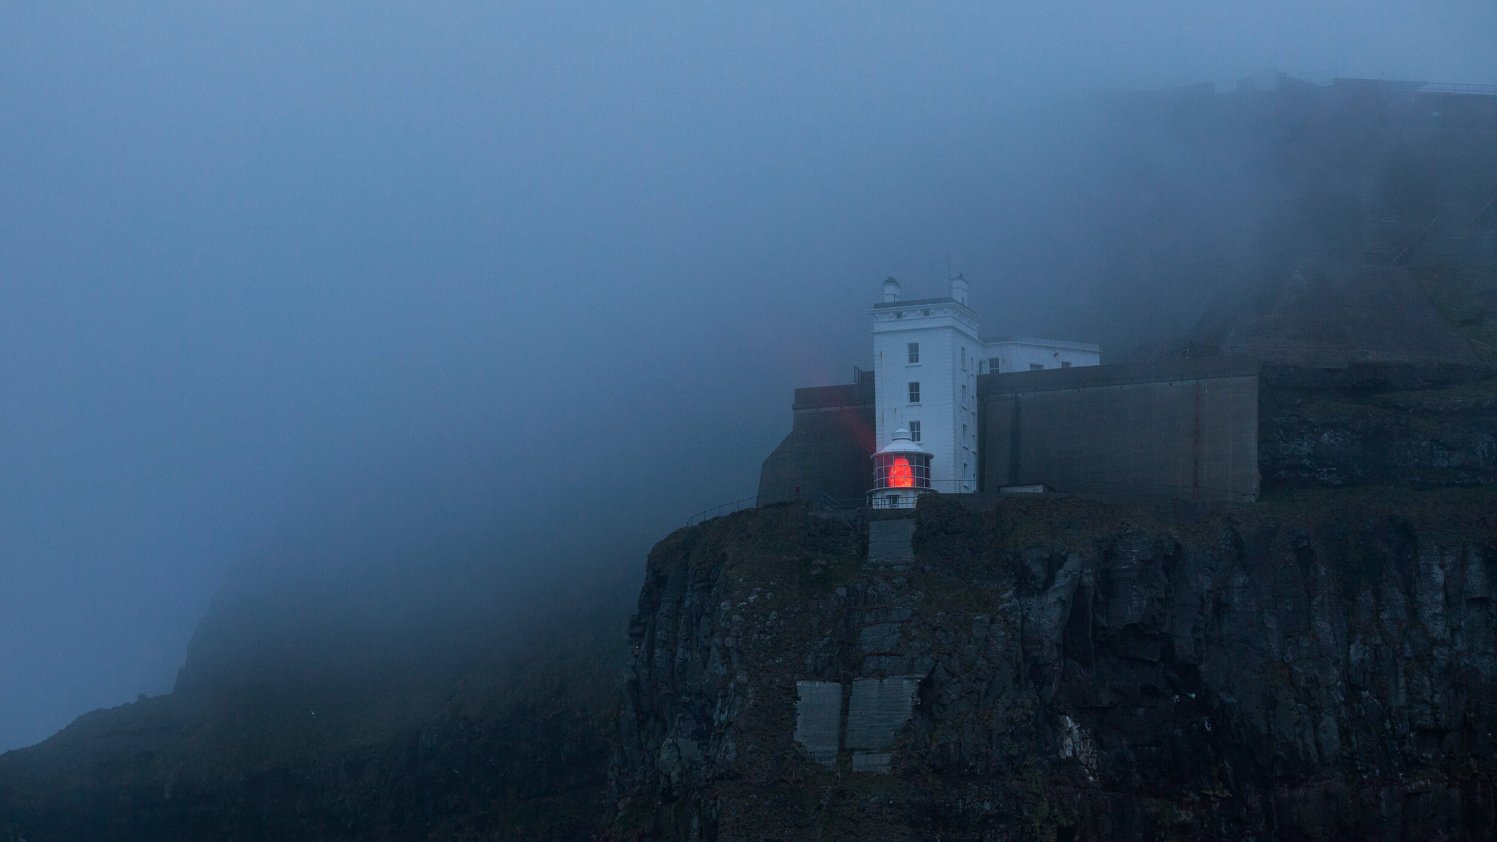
685;478;1260;525
684;496;759;526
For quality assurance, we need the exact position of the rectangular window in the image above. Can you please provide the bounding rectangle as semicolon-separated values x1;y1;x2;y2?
1061;360;1072;368
960;347;967;370
908;381;920;403
989;357;1001;372
908;420;921;442
961;384;967;406
907;342;920;364
978;360;987;374
1029;363;1044;371
962;423;968;443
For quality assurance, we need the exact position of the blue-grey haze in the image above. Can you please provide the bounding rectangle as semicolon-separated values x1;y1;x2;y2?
2;2;1495;752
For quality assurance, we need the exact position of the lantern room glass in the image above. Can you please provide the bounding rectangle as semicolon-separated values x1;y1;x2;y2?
873;452;931;490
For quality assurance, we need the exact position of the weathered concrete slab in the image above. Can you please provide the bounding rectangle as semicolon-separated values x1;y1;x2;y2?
793;681;843;766
867;519;915;567
850;751;894;773
845;675;922;761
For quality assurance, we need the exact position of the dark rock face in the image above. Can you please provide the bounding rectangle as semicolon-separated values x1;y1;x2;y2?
1260;364;1497;489
0;571;630;842
610;494;1497;841
0;690;613;842
8;463;1497;841
1220;266;1483;369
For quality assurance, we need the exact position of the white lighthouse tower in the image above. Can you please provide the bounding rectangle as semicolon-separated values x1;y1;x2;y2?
871;276;982;494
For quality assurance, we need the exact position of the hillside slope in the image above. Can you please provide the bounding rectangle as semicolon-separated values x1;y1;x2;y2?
0;567;631;842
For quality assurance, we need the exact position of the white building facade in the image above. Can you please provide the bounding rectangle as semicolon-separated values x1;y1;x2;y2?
978;338;1102;374
870;276;1100;497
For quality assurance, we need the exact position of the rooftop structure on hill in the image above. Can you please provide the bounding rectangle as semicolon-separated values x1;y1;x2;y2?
869;276;1101;502
763;277;1267;507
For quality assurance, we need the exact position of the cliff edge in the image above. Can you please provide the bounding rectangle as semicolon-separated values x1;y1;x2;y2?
611;492;1497;840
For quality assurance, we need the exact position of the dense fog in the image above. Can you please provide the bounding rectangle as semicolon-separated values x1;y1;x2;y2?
3;2;1496;752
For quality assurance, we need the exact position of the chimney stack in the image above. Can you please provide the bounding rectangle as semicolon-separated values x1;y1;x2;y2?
950;273;969;305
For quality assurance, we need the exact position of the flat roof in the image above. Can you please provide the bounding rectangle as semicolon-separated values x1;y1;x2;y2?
978;355;1259;395
981;336;1101;353
871;296;971;311
792;381;874;410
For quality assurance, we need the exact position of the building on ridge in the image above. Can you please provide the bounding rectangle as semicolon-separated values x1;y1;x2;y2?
758;275;1262;507
870;275;1099;500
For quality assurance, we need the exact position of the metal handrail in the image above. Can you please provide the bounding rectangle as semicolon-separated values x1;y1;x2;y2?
688;476;1260;523
685;496;759;526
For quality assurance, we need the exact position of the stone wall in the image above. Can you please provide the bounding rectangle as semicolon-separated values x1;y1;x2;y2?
978;357;1261;502
757;379;875;506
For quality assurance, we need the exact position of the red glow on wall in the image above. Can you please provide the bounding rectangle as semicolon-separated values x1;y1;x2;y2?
889;457;914;488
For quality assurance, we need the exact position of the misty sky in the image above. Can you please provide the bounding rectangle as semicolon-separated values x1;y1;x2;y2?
3;2;1496;752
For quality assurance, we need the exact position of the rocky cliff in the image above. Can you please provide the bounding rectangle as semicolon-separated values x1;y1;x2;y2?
610;492;1497;840
1260;363;1497;490
0;563;631;842
5;479;1497;841
10;363;1497;842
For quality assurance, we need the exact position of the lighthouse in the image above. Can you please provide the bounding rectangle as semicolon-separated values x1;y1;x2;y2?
870;276;1101;496
870;276;983;494
869;426;933;509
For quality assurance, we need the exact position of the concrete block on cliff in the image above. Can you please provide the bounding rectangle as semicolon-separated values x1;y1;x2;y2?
850;752;894;772
867;519;916;567
793;681;843;766
846;675;922;772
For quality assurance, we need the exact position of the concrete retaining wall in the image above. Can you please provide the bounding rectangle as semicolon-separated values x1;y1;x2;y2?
978;357;1260;502
793;681;843;767
757;380;875;506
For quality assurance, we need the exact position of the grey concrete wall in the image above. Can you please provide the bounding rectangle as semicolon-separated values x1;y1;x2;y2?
979;357;1260;502
845;676;922;773
793;681;843;767
757;381;875;506
792;675;920;773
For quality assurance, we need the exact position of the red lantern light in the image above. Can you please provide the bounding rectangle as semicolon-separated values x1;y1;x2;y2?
889;456;914;488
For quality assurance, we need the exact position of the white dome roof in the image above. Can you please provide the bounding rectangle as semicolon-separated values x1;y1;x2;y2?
873;426;933;457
